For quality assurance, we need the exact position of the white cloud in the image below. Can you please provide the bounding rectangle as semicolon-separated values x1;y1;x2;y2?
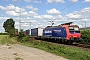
6;11;19;16
12;0;18;2
6;10;27;17
47;0;65;3
81;7;90;13
66;13;81;19
21;12;28;16
15;22;19;29
0;4;25;13
42;15;53;19
33;0;41;3
47;0;52;3
0;22;5;32
82;18;89;21
65;7;90;28
84;0;90;2
24;0;41;3
34;15;42;19
0;4;27;16
34;15;53;19
69;0;79;2
26;5;38;12
20;17;37;22
24;0;32;2
46;8;61;15
23;17;32;20
0;16;10;20
28;11;38;16
80;7;90;19
21;24;29;27
53;15;63;19
0;4;15;11
22;18;37;22
0;6;6;10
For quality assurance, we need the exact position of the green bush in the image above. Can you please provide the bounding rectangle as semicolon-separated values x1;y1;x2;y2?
81;30;90;44
21;35;29;42
17;29;25;42
17;29;29;43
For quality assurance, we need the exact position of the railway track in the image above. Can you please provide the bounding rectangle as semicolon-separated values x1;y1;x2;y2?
54;42;90;51
30;37;90;51
77;43;90;48
68;43;90;51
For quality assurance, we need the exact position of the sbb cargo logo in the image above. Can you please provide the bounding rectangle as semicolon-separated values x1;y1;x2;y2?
54;30;61;32
44;30;52;33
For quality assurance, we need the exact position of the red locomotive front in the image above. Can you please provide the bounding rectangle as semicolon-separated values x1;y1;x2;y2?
62;24;81;44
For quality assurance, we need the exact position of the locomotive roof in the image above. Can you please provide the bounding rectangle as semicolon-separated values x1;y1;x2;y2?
61;22;73;25
46;26;62;28
46;24;79;28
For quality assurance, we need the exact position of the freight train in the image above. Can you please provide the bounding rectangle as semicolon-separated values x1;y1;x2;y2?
31;22;82;44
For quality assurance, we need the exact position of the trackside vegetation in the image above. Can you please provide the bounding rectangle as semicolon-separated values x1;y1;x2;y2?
17;30;29;42
81;30;90;44
21;40;90;60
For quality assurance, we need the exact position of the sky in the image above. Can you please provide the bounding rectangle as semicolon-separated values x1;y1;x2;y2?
0;0;90;32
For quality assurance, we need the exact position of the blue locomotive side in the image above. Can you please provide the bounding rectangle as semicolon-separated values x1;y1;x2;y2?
43;27;67;39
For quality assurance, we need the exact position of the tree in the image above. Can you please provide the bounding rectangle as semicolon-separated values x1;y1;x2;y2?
3;18;15;37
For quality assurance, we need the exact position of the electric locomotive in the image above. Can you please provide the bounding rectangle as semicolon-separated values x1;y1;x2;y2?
43;22;81;44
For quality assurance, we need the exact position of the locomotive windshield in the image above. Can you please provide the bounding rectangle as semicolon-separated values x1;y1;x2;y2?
69;26;80;33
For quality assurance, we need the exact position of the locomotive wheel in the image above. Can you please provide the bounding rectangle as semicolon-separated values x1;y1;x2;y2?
67;40;73;45
61;39;65;44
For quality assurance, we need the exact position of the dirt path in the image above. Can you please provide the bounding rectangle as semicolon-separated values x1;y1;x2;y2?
0;44;68;60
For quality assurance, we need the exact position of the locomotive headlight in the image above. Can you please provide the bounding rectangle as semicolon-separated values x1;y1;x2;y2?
67;38;69;40
73;36;77;37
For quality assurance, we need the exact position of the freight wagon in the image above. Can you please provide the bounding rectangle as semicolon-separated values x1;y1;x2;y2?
31;28;43;39
26;29;30;35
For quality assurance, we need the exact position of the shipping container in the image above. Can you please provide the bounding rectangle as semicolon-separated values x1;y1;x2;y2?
26;29;30;35
31;28;43;37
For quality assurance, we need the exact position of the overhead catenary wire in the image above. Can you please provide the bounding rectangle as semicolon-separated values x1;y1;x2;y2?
59;0;89;28
60;2;76;12
60;0;82;12
48;1;79;26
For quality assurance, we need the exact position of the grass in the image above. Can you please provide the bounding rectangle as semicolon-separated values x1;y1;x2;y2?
0;35;8;40
21;40;90;60
0;35;90;60
0;35;18;44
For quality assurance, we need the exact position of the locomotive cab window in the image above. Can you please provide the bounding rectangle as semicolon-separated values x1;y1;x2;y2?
74;27;80;33
69;27;74;32
69;26;80;33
